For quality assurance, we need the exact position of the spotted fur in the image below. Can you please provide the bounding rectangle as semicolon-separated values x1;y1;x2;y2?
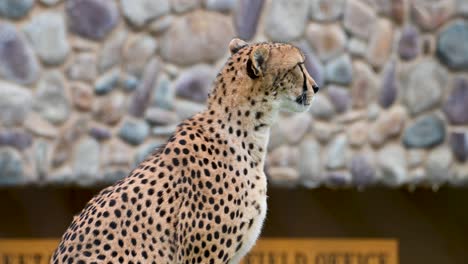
51;38;319;264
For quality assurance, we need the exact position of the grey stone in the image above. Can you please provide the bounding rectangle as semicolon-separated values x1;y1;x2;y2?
379;60;398;109
426;147;453;186
0;130;33;150
24;12;69;65
48;166;73;183
367;103;380;121
0;22;40;85
145;107;178;126
0;0;34;19
171;0;200;13
134;140;165;165
40;0;61;5
351;154;376;187
295;41;325;88
398;25;420;61
152;74;175;110
351;60;378;108
35;140;49;179
124;34;157;78
149;16;174;35
298;138;322;188
306;23;346;62
310;93;335;120
443;77;468;125
325;54;352;85
174;64;216;103
160;10;234;65
378;144;407;186
129;58;160;118
25;113;58;138
450;131;468;162
369;106;407;146
326;134;348;169
94;93;127;125
121;0;170;27
71;82;93;111
102;168;127;183
328;85;351;113
347;38;367;57
407;149;426;168
268;167;300;186
283;112;312;144
152;125;178;137
234;0;264;40
73;137;100;185
67;0;119;40
0;147;24;185
174;100;205;120
205;0;235;12
98;30;127;73
457;0;468;16
102;140;132;166
343;0;377;39
120;74;139;93
89;126;112;142
411;0;454;31
366;18;393;68
403;114;445;148
0;81;32;127
265;0;309;42
437;20;468;70
67;53;97;82
118;119;150;145
34;71;70;124
309;0;344;22
94;68;120;95
401;59;448;115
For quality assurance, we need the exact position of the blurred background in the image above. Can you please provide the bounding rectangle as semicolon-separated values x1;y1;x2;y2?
0;0;467;263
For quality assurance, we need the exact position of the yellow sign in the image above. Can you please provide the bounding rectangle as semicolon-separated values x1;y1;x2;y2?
0;238;398;264
241;239;398;264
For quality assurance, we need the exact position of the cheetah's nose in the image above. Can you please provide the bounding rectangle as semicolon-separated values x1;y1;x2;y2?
312;84;319;93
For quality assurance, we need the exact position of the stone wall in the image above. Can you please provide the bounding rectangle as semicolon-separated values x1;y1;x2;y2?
0;0;467;188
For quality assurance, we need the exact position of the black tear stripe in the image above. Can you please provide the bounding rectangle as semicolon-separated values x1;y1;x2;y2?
300;64;307;93
246;59;259;79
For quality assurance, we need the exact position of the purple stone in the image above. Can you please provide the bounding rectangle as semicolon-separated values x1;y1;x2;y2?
89;126;112;141
234;0;264;40
0;130;33;150
450;132;468;162
174;64;215;103
0;22;39;84
398;25;419;61
379;60;398;109
350;155;376;187
443;77;468;125
66;0;119;40
327;85;350;113
129;58;160;118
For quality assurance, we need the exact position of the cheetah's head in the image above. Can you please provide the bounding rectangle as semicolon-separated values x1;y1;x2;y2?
229;38;319;113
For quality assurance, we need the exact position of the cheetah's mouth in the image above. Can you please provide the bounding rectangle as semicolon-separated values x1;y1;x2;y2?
295;92;310;106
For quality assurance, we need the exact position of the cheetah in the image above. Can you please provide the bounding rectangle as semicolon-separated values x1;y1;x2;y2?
51;38;319;264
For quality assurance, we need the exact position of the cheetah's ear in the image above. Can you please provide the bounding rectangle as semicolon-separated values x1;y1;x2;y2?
229;38;248;54
247;46;270;79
